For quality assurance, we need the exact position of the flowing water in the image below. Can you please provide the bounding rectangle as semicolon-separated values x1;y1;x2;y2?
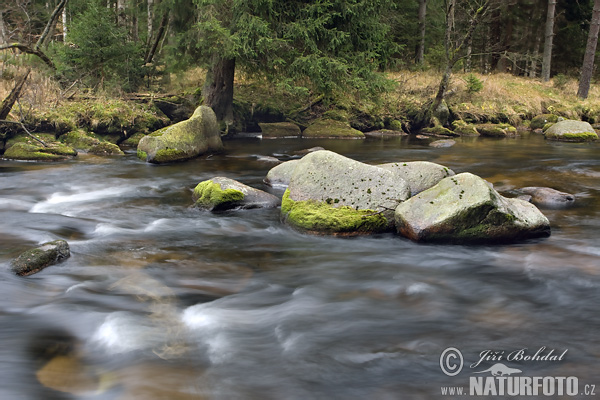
0;134;599;399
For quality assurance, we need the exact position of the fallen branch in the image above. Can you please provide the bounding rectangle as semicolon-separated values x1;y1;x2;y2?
0;119;48;147
0;43;55;69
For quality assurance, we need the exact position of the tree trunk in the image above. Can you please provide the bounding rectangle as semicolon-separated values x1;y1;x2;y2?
62;3;67;42
0;69;31;120
0;11;7;46
145;11;168;64
117;0;126;27
35;0;68;50
147;0;154;47
202;57;236;125
578;0;600;99
529;28;542;78
415;0;427;65
541;0;556;82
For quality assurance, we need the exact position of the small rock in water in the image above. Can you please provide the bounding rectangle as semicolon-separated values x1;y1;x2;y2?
193;177;280;211
415;135;429;140
256;155;281;164
293;146;325;156
519;187;575;208
429;139;456;148
11;239;70;276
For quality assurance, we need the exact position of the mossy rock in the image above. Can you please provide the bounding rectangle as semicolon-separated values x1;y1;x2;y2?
137;106;223;164
11;240;70;276
3;140;77;161
394;173;551;244
388;119;404;131
544;120;599;142
88;142;124;156
451;120;480;136
258;122;301;138
420;126;457;137
530;114;558;130
120;132;146;147
192;177;280;211
476;123;517;137
281;190;389;235
59;130;101;151
302;119;364;139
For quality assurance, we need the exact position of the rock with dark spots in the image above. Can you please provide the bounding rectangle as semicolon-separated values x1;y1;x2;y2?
88;142;124;155
429;139;456;148
395;173;551;243
544;120;599;142
378;161;455;196
11;240;70;276
282;150;410;235
193;177;280;211
137;106;223;164
519;187;575;208
530;114;558;130
264;159;300;187
302;119;365;139
259;122;301;138
476;123;518;137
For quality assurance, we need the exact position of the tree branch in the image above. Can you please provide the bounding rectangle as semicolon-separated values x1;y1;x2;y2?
0;120;48;147
0;43;55;69
35;0;68;51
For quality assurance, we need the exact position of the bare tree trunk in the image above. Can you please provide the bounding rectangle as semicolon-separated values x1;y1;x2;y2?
415;0;427;65
117;0;126;27
62;3;67;42
35;0;68;50
0;69;31;120
0;11;7;46
145;11;168;64
541;0;556;82
578;0;600;99
147;0;154;46
529;28;542;77
203;57;236;125
465;35;472;72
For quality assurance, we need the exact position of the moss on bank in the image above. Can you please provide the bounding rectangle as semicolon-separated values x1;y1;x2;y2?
280;189;389;235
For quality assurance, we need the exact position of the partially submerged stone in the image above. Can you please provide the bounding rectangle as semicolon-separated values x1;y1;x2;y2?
259;122;301;138
395;173;551;243
530;114;558;130
452;120;480;136
11;240;71;276
476;123;517;137
88;142;124;155
544;120;599;142
264;159;300;188
519;187;575;208
302;119;364;139
420;126;457;137
429;139;456;148
137;105;223;163
282;150;410;234
193;177;280;211
59;130;101;151
378;161;455;196
3;141;77;161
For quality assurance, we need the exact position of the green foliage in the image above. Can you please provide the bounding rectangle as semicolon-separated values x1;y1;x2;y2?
464;74;483;94
53;0;144;92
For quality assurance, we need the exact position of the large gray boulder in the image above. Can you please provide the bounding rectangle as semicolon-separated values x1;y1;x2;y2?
544;120;598;142
137;106;223;163
519;187;575;208
193;177;280;211
395;173;551;243
282;150;410;235
264;159;301;188
11;240;70;276
378;161;455;196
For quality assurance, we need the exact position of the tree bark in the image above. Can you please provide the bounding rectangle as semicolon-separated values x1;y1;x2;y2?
117;0;126;27
202;57;236;125
578;0;600;99
541;0;556;82
62;3;68;42
35;0;68;50
529;27;542;78
147;0;154;47
0;69;31;120
416;0;427;65
0;11;7;46
144;11;168;64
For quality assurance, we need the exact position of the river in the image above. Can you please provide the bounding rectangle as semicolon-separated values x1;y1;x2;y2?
1;134;599;399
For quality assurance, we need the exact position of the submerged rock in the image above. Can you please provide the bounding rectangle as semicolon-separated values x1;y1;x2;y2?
193;177;280;211
378;161;455;196
264;159;300;188
302;119;364;139
395;173;551;243
519;187;575;208
3;134;77;161
11;240;71;276
429;139;456;148
137;106;223;164
259;122;301;138
544;120;599;142
282;150;410;234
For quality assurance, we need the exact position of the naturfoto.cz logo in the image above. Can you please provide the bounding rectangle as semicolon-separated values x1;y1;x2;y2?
439;347;597;397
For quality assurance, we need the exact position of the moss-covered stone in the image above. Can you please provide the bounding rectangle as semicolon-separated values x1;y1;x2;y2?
388;119;404;131
281;190;389;235
3;140;77;161
302;119;365;139
192;180;245;211
544;120;599;142
120;132;146;147
88;142;124;155
137;149;148;161
258;122;301;138
452;120;480;136
11;240;70;276
420;126;457;137
530;114;559;130
59;130;101;151
475;123;517;137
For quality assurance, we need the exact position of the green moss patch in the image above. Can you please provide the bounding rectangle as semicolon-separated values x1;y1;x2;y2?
530;114;558;130
302;119;365;139
546;131;598;142
281;190;389;235
193;180;245;211
3;141;77;161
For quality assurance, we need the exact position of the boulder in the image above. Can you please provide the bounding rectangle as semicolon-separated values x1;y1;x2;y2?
476;123;517;137
88;142;124;155
293;147;325;156
544;120;599;142
59;130;101;151
3;141;77;161
11;240;70;276
302;119;364;139
282;150;410;235
259;122;301;138
378;161;455;196
530;114;558;130
519;187;575;208
193;177;280;211
452;120;480;136
395;173;551;243
264;159;300;188
137;106;223;164
429;139;456;148
420;126;457;137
